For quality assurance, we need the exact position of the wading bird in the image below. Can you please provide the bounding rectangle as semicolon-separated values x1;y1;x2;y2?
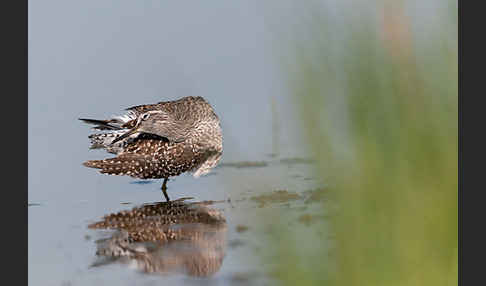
80;96;223;201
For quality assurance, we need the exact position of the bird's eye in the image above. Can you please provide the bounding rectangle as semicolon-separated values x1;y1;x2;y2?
141;113;150;121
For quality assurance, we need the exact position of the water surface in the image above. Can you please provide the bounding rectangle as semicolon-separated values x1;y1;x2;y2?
28;1;326;285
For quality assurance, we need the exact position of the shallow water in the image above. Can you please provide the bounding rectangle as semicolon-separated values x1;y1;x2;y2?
29;152;325;285
28;1;329;285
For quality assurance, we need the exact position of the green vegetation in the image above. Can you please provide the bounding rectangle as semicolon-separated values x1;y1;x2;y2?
269;1;457;285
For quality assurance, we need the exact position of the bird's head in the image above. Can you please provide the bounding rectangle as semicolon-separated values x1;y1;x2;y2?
111;111;168;144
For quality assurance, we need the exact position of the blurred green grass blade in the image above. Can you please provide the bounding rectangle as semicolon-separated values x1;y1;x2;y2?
267;1;457;285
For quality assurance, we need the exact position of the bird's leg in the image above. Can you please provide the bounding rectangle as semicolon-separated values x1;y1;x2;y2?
161;177;170;202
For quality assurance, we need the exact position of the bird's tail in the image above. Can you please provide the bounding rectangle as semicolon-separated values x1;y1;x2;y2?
83;154;153;178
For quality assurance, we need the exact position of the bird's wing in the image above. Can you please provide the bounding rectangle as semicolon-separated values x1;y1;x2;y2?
124;101;191;143
141;119;188;143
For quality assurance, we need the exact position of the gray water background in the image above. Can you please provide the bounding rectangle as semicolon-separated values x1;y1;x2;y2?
28;1;312;285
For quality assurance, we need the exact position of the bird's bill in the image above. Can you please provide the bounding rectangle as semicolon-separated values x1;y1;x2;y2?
111;127;139;144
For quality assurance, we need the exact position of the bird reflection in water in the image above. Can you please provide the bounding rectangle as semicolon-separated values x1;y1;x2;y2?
88;199;227;277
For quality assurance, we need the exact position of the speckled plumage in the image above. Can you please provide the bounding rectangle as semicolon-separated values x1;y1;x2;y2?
80;96;223;200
